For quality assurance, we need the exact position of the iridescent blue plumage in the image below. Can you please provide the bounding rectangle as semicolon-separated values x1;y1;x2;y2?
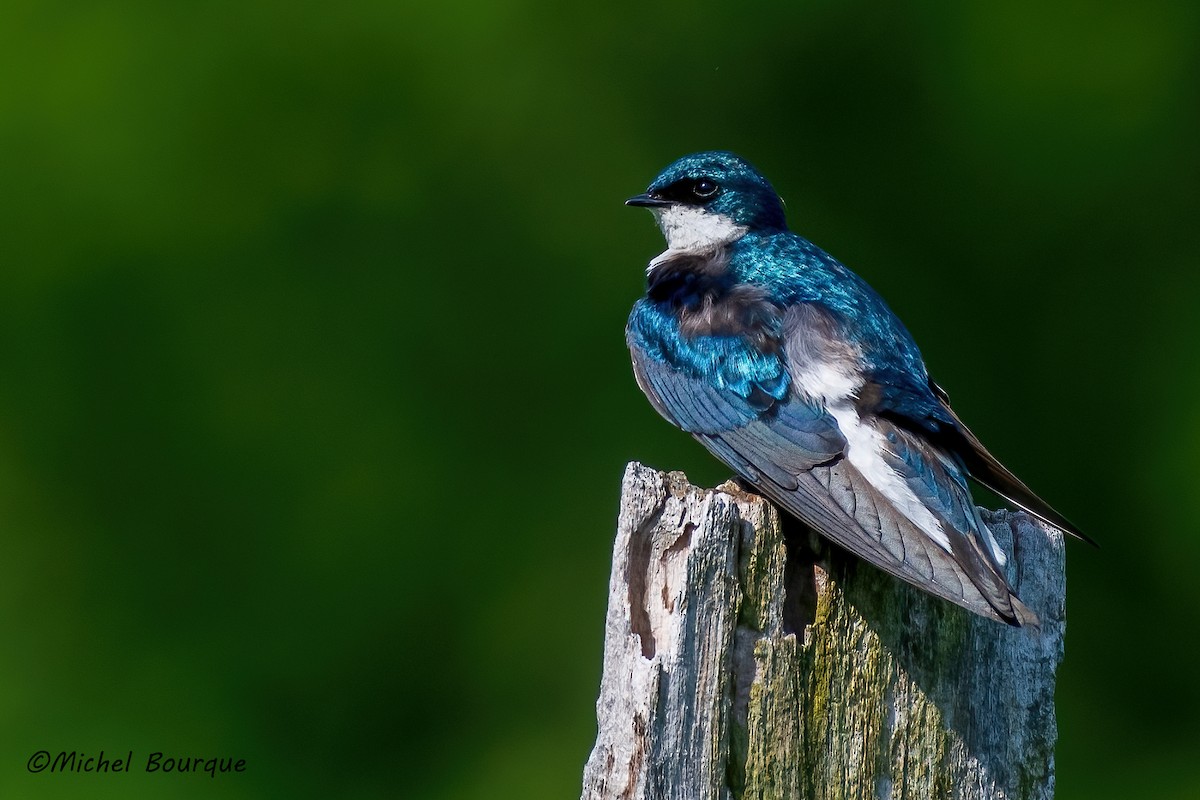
626;151;1088;625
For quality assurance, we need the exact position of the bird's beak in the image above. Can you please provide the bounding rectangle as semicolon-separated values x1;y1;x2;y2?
625;193;671;208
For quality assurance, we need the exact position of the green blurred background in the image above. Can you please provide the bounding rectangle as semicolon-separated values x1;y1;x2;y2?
1;1;1197;798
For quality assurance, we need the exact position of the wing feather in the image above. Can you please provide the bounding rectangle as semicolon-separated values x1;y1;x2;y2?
700;409;1034;625
630;329;1037;625
933;396;1096;546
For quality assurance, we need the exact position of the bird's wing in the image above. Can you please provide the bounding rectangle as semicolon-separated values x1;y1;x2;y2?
630;329;1034;625
630;343;846;461
700;413;1035;625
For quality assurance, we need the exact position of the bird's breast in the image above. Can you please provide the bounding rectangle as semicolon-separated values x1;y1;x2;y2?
647;248;784;352
676;285;783;352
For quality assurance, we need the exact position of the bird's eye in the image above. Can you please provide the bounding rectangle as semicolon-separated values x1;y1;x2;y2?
692;179;719;199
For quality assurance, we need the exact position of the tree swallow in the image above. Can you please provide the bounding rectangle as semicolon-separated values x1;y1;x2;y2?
625;151;1091;626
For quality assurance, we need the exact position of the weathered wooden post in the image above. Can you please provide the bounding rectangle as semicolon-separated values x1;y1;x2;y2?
581;462;1065;800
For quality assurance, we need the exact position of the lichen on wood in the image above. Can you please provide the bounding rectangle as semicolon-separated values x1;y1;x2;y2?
581;462;1065;800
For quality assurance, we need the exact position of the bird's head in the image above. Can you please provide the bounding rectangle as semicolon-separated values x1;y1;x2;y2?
626;151;787;251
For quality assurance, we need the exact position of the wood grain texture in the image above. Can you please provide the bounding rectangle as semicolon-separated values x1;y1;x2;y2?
581;462;1065;800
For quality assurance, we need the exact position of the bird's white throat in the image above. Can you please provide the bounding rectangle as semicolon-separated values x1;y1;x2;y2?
652;205;747;252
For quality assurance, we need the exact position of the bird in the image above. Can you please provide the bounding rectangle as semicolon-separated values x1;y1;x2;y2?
625;150;1092;626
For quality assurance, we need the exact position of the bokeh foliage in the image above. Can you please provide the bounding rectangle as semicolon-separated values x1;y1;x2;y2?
1;2;1197;798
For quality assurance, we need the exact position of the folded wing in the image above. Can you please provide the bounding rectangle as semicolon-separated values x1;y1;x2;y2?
630;337;1037;625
